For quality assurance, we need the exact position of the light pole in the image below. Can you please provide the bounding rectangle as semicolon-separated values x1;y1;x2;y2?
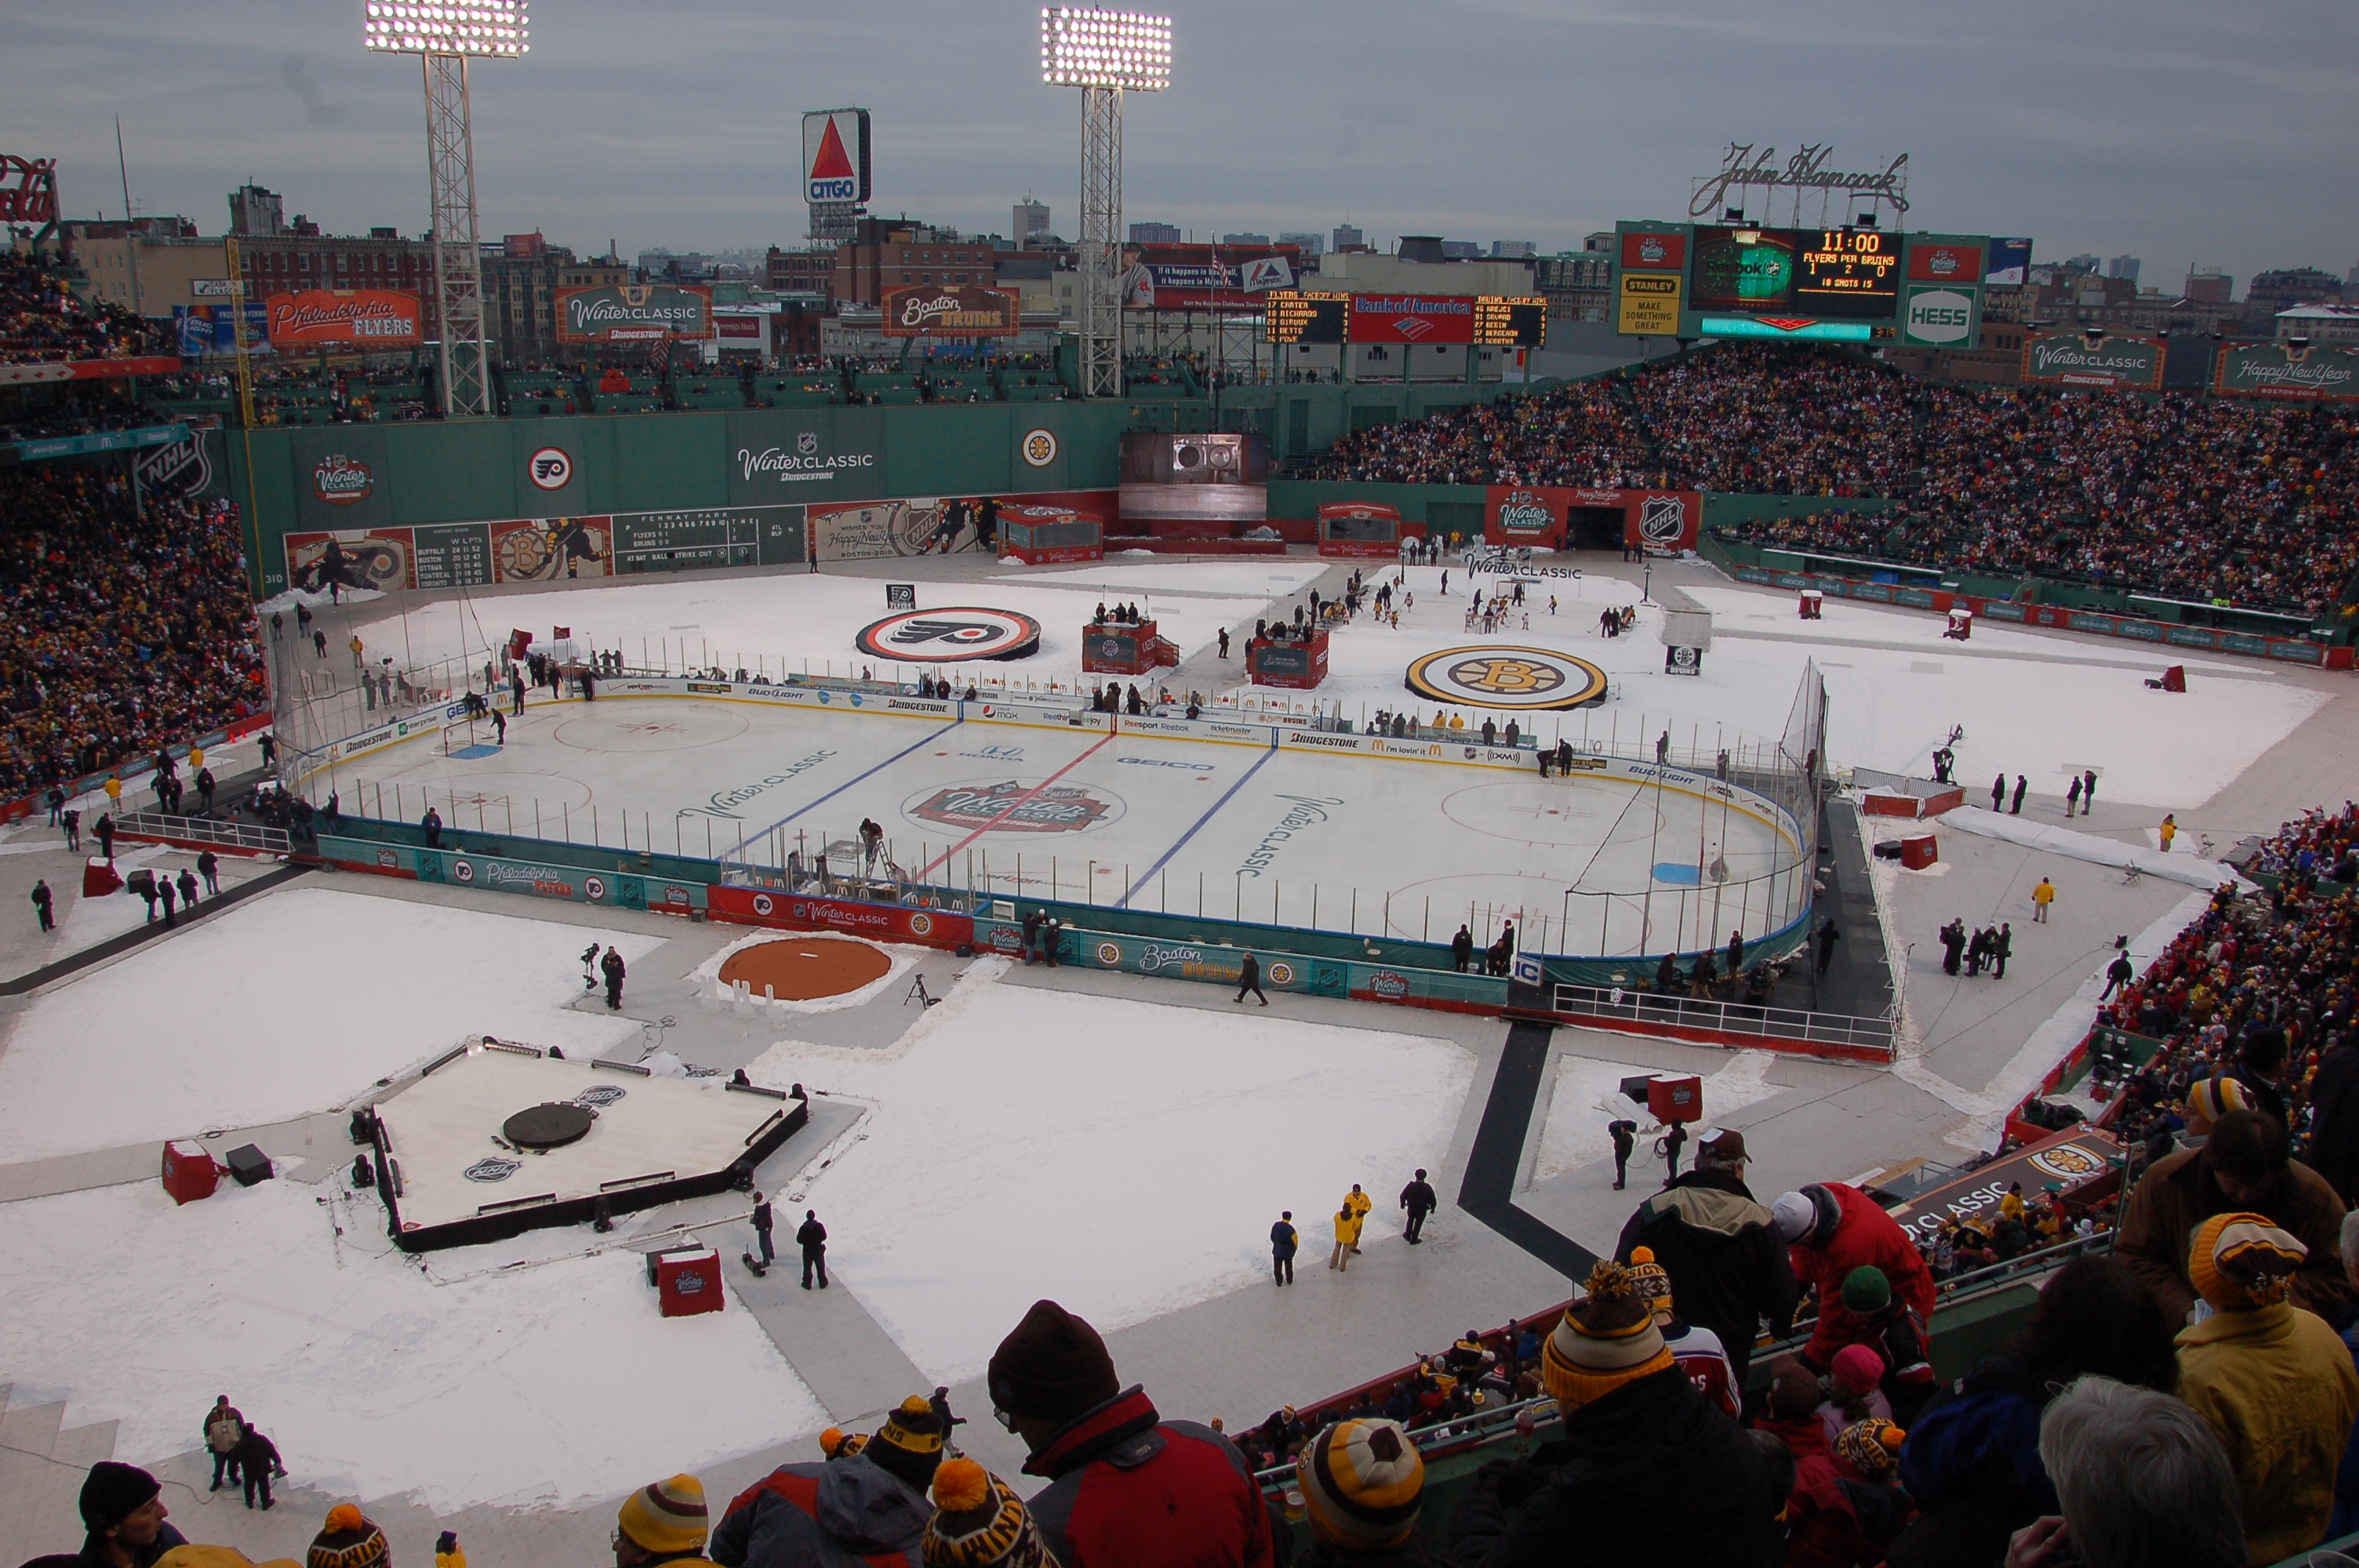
1041;7;1170;400
363;1;528;419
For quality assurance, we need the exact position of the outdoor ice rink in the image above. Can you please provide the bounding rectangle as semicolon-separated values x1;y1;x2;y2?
311;695;1801;956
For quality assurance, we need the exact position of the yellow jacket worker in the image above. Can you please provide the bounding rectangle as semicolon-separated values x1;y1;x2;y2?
1344;1185;1373;1254
2031;877;2056;923
1330;1207;1364;1272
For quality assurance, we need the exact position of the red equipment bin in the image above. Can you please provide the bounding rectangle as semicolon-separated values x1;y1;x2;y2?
161;1139;219;1205
651;1246;725;1317
84;857;123;897
1646;1075;1703;1125
1900;833;1939;870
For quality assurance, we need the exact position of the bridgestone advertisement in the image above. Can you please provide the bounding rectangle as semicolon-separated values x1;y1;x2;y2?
2020;332;2165;391
556;284;714;343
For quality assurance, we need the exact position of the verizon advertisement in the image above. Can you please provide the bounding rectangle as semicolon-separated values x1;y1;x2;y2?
1347;295;1476;345
263;289;424;348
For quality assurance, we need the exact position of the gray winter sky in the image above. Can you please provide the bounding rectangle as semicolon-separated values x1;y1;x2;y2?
8;0;2354;289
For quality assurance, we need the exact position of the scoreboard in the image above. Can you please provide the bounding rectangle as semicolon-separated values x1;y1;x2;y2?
1265;292;1546;348
1614;220;1989;350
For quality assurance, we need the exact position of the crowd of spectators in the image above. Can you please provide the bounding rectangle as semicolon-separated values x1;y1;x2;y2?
0;250;171;365
1305;343;2359;615
0;466;265;800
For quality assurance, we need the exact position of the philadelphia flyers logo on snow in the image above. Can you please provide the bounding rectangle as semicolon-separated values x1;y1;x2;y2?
856;607;1041;662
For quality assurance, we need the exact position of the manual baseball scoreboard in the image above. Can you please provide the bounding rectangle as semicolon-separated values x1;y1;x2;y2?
1264;291;1547;348
1611;221;1990;349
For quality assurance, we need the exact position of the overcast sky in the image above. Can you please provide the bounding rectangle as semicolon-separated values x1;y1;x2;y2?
8;0;2354;289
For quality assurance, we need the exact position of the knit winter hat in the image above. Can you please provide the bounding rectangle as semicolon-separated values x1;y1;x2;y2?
1541;1261;1673;1410
1830;1343;1885;1396
868;1395;950;1491
1772;1190;1816;1243
820;1426;871;1459
78;1461;160;1534
988;1300;1120;1424
2186;1075;2252;1133
1624;1246;1674;1322
1298;1418;1426;1548
1834;1420;1906;1483
922;1457;1052;1568
156;1549;304;1568
307;1506;388;1568
2189;1210;2306;1310
1841;1265;1892;1315
616;1474;709;1556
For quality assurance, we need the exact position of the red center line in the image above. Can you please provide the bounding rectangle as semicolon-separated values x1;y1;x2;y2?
915;728;1117;879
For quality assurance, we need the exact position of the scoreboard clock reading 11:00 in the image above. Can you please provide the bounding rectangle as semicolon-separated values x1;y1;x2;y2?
1689;226;1902;320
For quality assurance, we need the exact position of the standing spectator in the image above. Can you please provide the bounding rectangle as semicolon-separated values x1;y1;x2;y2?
1608;1119;1638;1190
77;1461;185;1567
1773;1182;1937;1374
602;946;626;1011
798;1208;828;1289
1234;951;1268;1007
1815;917;1841;976
1294;1418;1438;1565
612;1472;713;1566
197;849;220;896
2082;768;2098;811
176;867;199;912
2114;1109;2352;1324
1617;1129;1797;1387
1991;774;2006;812
62;806;80;851
2306;1035;2359;1204
30;876;53;932
1448;1261;1772;1565
436;1530;467;1568
2099;949;2135;1000
1270;1210;1298;1286
260;731;278;769
313;628;328;659
712;1403;936;1566
2012;775;2028;814
234;1421;282;1511
347;633;365;670
923;1459;1059;1568
157;873;176;929
203;1396;244;1491
1451;925;1474;972
1399;1168;1438;1243
1329;1202;1362;1272
2173;1213;2359;1563
983;1298;1276;1568
2031;876;2055;923
2066;775;2083;818
1991;922;2012;979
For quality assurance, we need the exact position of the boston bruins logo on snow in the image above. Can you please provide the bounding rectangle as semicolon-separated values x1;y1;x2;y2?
1405;646;1609;710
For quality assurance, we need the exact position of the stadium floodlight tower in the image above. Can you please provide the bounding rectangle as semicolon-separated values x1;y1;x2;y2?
362;1;529;419
1041;7;1170;398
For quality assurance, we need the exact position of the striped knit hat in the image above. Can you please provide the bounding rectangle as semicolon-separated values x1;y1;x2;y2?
618;1475;710;1556
1541;1261;1673;1410
1834;1420;1906;1483
922;1458;1050;1568
306;1507;387;1568
1297;1419;1426;1548
869;1395;949;1491
2186;1074;2252;1133
820;1426;871;1459
1625;1247;1674;1323
2190;1210;2306;1310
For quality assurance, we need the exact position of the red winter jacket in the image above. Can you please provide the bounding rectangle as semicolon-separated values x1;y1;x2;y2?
1759;1413;1874;1568
1789;1182;1937;1370
1022;1386;1277;1568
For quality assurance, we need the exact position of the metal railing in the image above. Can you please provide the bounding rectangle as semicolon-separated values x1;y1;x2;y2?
112;811;293;856
1548;981;1896;1058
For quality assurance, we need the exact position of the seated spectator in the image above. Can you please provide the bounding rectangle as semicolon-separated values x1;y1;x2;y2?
2009;1374;2245;1568
1447;1260;1772;1565
1888;1256;2178;1568
1830;1420;1911;1564
985;1298;1276;1568
711;1395;943;1566
1773;1182;1937;1373
613;1474;714;1566
1292;1418;1439;1566
77;1461;187;1567
922;1457;1055;1568
1817;1344;1894;1446
2173;1212;2359;1563
2116;1109;2353;1325
305;1504;389;1568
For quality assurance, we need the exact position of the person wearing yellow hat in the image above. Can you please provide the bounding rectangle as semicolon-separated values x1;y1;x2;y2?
1453;1261;1772;1562
921;1457;1053;1568
2116;1109;2353;1325
710;1395;940;1566
155;1549;302;1568
2174;1211;2359;1564
1625;1246;1739;1418
615;1474;712;1566
305;1506;387;1568
1295;1418;1431;1561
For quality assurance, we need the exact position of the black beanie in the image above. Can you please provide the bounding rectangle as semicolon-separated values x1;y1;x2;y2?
79;1461;159;1533
987;1299;1119;1424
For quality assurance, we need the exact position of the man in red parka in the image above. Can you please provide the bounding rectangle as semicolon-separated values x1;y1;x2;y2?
1772;1184;1936;1372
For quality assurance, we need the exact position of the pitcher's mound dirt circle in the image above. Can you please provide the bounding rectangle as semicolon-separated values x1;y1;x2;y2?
719;936;892;1000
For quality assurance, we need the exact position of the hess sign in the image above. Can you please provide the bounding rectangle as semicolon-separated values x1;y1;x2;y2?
802;109;871;205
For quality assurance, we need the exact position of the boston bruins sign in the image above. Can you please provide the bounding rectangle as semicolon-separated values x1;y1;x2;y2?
1405;646;1609;710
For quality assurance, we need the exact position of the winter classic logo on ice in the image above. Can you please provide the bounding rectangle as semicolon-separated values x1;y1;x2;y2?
908;779;1119;834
